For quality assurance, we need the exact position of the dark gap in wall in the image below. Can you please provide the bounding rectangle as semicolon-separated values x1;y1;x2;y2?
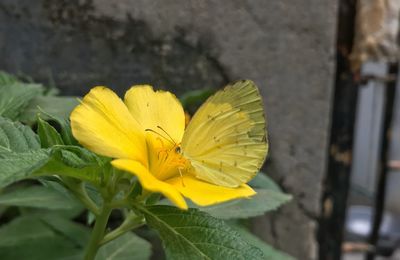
319;0;358;259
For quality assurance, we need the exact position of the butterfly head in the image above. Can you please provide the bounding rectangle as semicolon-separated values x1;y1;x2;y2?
174;145;182;154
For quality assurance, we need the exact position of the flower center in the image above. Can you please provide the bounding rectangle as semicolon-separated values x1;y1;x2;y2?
146;134;190;181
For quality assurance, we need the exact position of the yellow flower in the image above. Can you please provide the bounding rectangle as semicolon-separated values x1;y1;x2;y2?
70;85;258;209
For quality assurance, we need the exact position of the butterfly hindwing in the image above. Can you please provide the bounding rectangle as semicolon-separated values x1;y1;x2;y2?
181;80;268;187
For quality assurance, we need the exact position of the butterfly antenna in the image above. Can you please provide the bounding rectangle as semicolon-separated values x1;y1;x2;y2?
157;126;177;145
144;128;176;146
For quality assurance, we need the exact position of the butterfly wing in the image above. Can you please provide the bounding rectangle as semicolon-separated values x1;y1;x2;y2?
181;80;268;188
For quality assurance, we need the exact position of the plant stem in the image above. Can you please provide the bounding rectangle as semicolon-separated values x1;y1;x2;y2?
100;215;145;246
74;182;100;215
62;178;100;215
84;204;112;260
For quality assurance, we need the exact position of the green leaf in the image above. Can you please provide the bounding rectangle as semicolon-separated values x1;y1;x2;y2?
46;115;77;145
0;185;80;209
27;102;78;145
0;71;44;120
198;189;292;219
249;172;282;192
0;216;54;247
39;178;85;218
0;150;50;188
160;173;292;219
36;157;102;185
39;214;90;247
0;71;76;126
52;145;104;168
87;211;96;225
59;149;88;167
179;88;214;109
0;216;83;260
0;117;52;187
0;236;81;260
137;205;264;260
96;232;152;260
36;145;107;186
37;117;64;148
0;71;19;84
0;117;41;152
19;95;78;125
230;224;295;260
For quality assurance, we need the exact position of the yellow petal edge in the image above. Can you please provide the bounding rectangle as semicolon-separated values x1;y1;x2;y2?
111;159;188;210
70;86;147;165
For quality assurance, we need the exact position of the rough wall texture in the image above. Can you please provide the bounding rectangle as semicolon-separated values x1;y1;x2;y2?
0;0;338;259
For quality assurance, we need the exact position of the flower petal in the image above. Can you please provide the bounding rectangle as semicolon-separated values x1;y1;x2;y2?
70;87;147;165
124;85;185;144
111;159;188;210
166;176;256;206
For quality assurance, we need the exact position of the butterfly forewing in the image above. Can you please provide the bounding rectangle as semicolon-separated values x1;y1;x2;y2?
181;80;268;187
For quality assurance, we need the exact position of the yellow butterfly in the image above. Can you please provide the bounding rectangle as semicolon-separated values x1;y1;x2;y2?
180;80;268;187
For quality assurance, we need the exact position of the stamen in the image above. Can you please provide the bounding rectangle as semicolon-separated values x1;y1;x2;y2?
178;168;185;187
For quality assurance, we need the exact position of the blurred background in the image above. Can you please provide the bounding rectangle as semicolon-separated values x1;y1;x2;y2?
0;0;399;259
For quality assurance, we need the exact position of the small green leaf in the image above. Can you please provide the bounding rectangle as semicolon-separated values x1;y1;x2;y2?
35;158;101;185
230;224;295;260
129;181;143;199
198;189;292;219
96;232;152;260
34;110;78;145
60;149;90;168
138;205;264;260
37;117;64;148
87;211;96;225
179;88;214;111
249;172;282;192
53;145;103;168
36;145;107;186
0;185;80;209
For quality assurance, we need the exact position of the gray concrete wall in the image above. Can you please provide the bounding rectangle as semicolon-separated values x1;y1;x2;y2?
0;1;338;259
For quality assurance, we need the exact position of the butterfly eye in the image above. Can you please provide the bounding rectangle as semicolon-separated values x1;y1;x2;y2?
175;146;181;154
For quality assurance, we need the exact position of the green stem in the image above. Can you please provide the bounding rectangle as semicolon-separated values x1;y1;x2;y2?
108;199;128;209
84;204;112;260
76;182;100;215
62;177;100;215
100;214;145;246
